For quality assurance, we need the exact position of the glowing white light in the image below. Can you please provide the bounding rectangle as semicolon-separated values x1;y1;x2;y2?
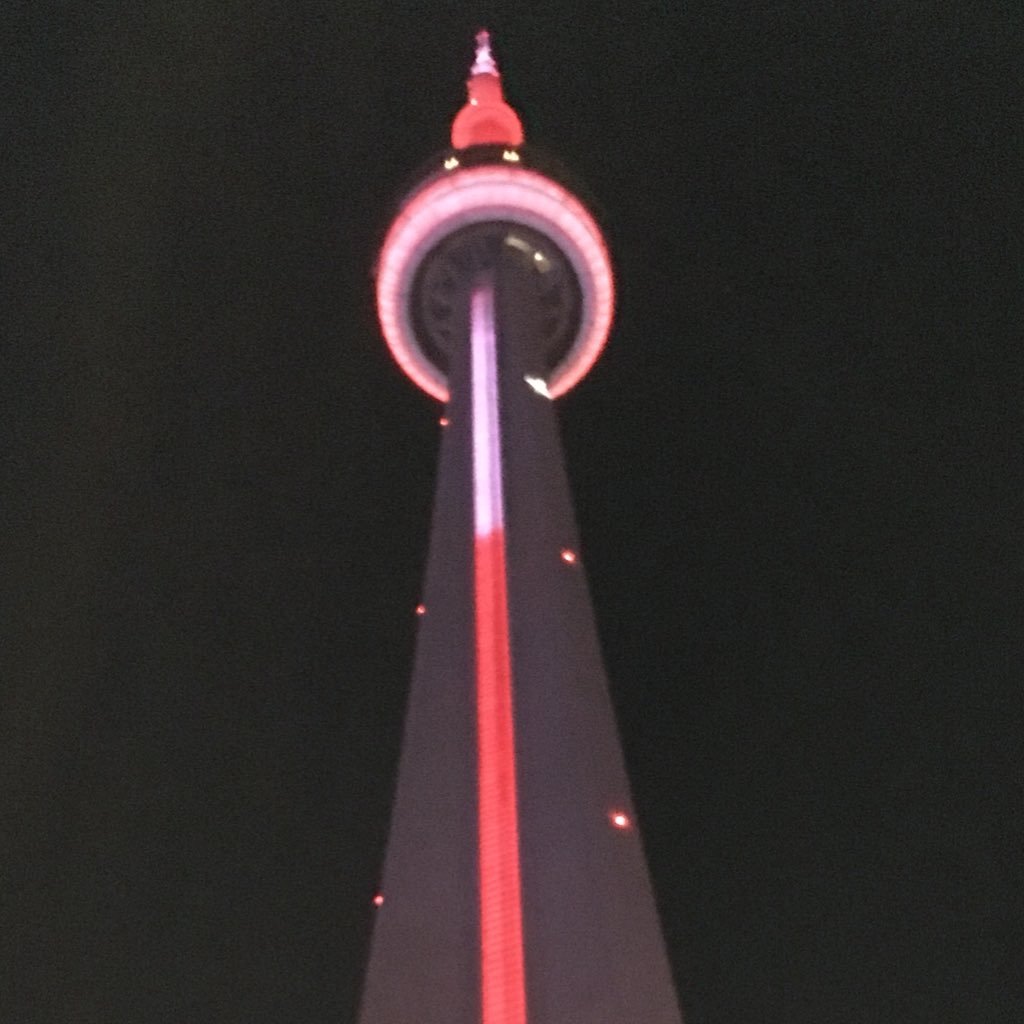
610;811;631;829
373;893;385;907
415;603;426;616
502;149;521;162
524;375;551;398
560;548;577;564
377;166;614;401
439;416;450;426
444;156;460;170
471;281;505;535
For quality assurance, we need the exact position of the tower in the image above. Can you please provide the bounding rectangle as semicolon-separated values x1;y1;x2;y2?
362;32;683;1024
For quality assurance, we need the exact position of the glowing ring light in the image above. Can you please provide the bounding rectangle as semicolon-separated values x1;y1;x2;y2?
377;165;614;401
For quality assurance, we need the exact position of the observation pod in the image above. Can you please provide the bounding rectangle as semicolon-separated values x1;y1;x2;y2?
376;30;614;403
363;31;683;1024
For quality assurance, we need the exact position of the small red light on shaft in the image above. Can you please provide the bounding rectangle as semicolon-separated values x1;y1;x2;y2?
560;548;577;564
610;810;631;829
372;893;384;907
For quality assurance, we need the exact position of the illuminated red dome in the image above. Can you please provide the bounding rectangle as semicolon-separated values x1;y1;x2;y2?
450;30;524;150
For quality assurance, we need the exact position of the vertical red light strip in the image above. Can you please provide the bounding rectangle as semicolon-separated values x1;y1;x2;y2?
470;279;527;1024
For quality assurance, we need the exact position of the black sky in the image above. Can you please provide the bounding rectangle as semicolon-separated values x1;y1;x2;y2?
4;3;1023;1021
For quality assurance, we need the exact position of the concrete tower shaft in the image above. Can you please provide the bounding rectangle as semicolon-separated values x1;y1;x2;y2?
361;259;683;1024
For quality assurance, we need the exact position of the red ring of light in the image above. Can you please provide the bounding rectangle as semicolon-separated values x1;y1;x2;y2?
377;165;614;401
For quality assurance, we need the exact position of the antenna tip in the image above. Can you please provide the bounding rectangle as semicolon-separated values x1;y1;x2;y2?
471;28;498;76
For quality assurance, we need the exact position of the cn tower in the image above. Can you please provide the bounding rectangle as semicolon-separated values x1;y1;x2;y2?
361;32;683;1024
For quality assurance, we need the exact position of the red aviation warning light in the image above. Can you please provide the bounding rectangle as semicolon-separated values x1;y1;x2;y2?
451;30;525;150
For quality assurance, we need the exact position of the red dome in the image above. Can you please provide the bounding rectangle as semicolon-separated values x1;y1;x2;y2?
450;31;524;150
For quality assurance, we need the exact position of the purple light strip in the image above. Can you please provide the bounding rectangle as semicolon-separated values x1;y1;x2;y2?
471;281;505;537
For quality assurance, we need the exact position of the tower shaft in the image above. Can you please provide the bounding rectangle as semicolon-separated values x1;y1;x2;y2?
360;247;683;1023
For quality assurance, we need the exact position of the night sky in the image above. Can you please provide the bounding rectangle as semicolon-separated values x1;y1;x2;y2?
4;3;1022;1021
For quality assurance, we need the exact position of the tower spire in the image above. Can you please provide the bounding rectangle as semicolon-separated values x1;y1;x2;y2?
471;29;498;76
451;29;524;150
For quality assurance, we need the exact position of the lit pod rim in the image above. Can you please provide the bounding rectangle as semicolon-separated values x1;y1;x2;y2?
377;164;614;402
